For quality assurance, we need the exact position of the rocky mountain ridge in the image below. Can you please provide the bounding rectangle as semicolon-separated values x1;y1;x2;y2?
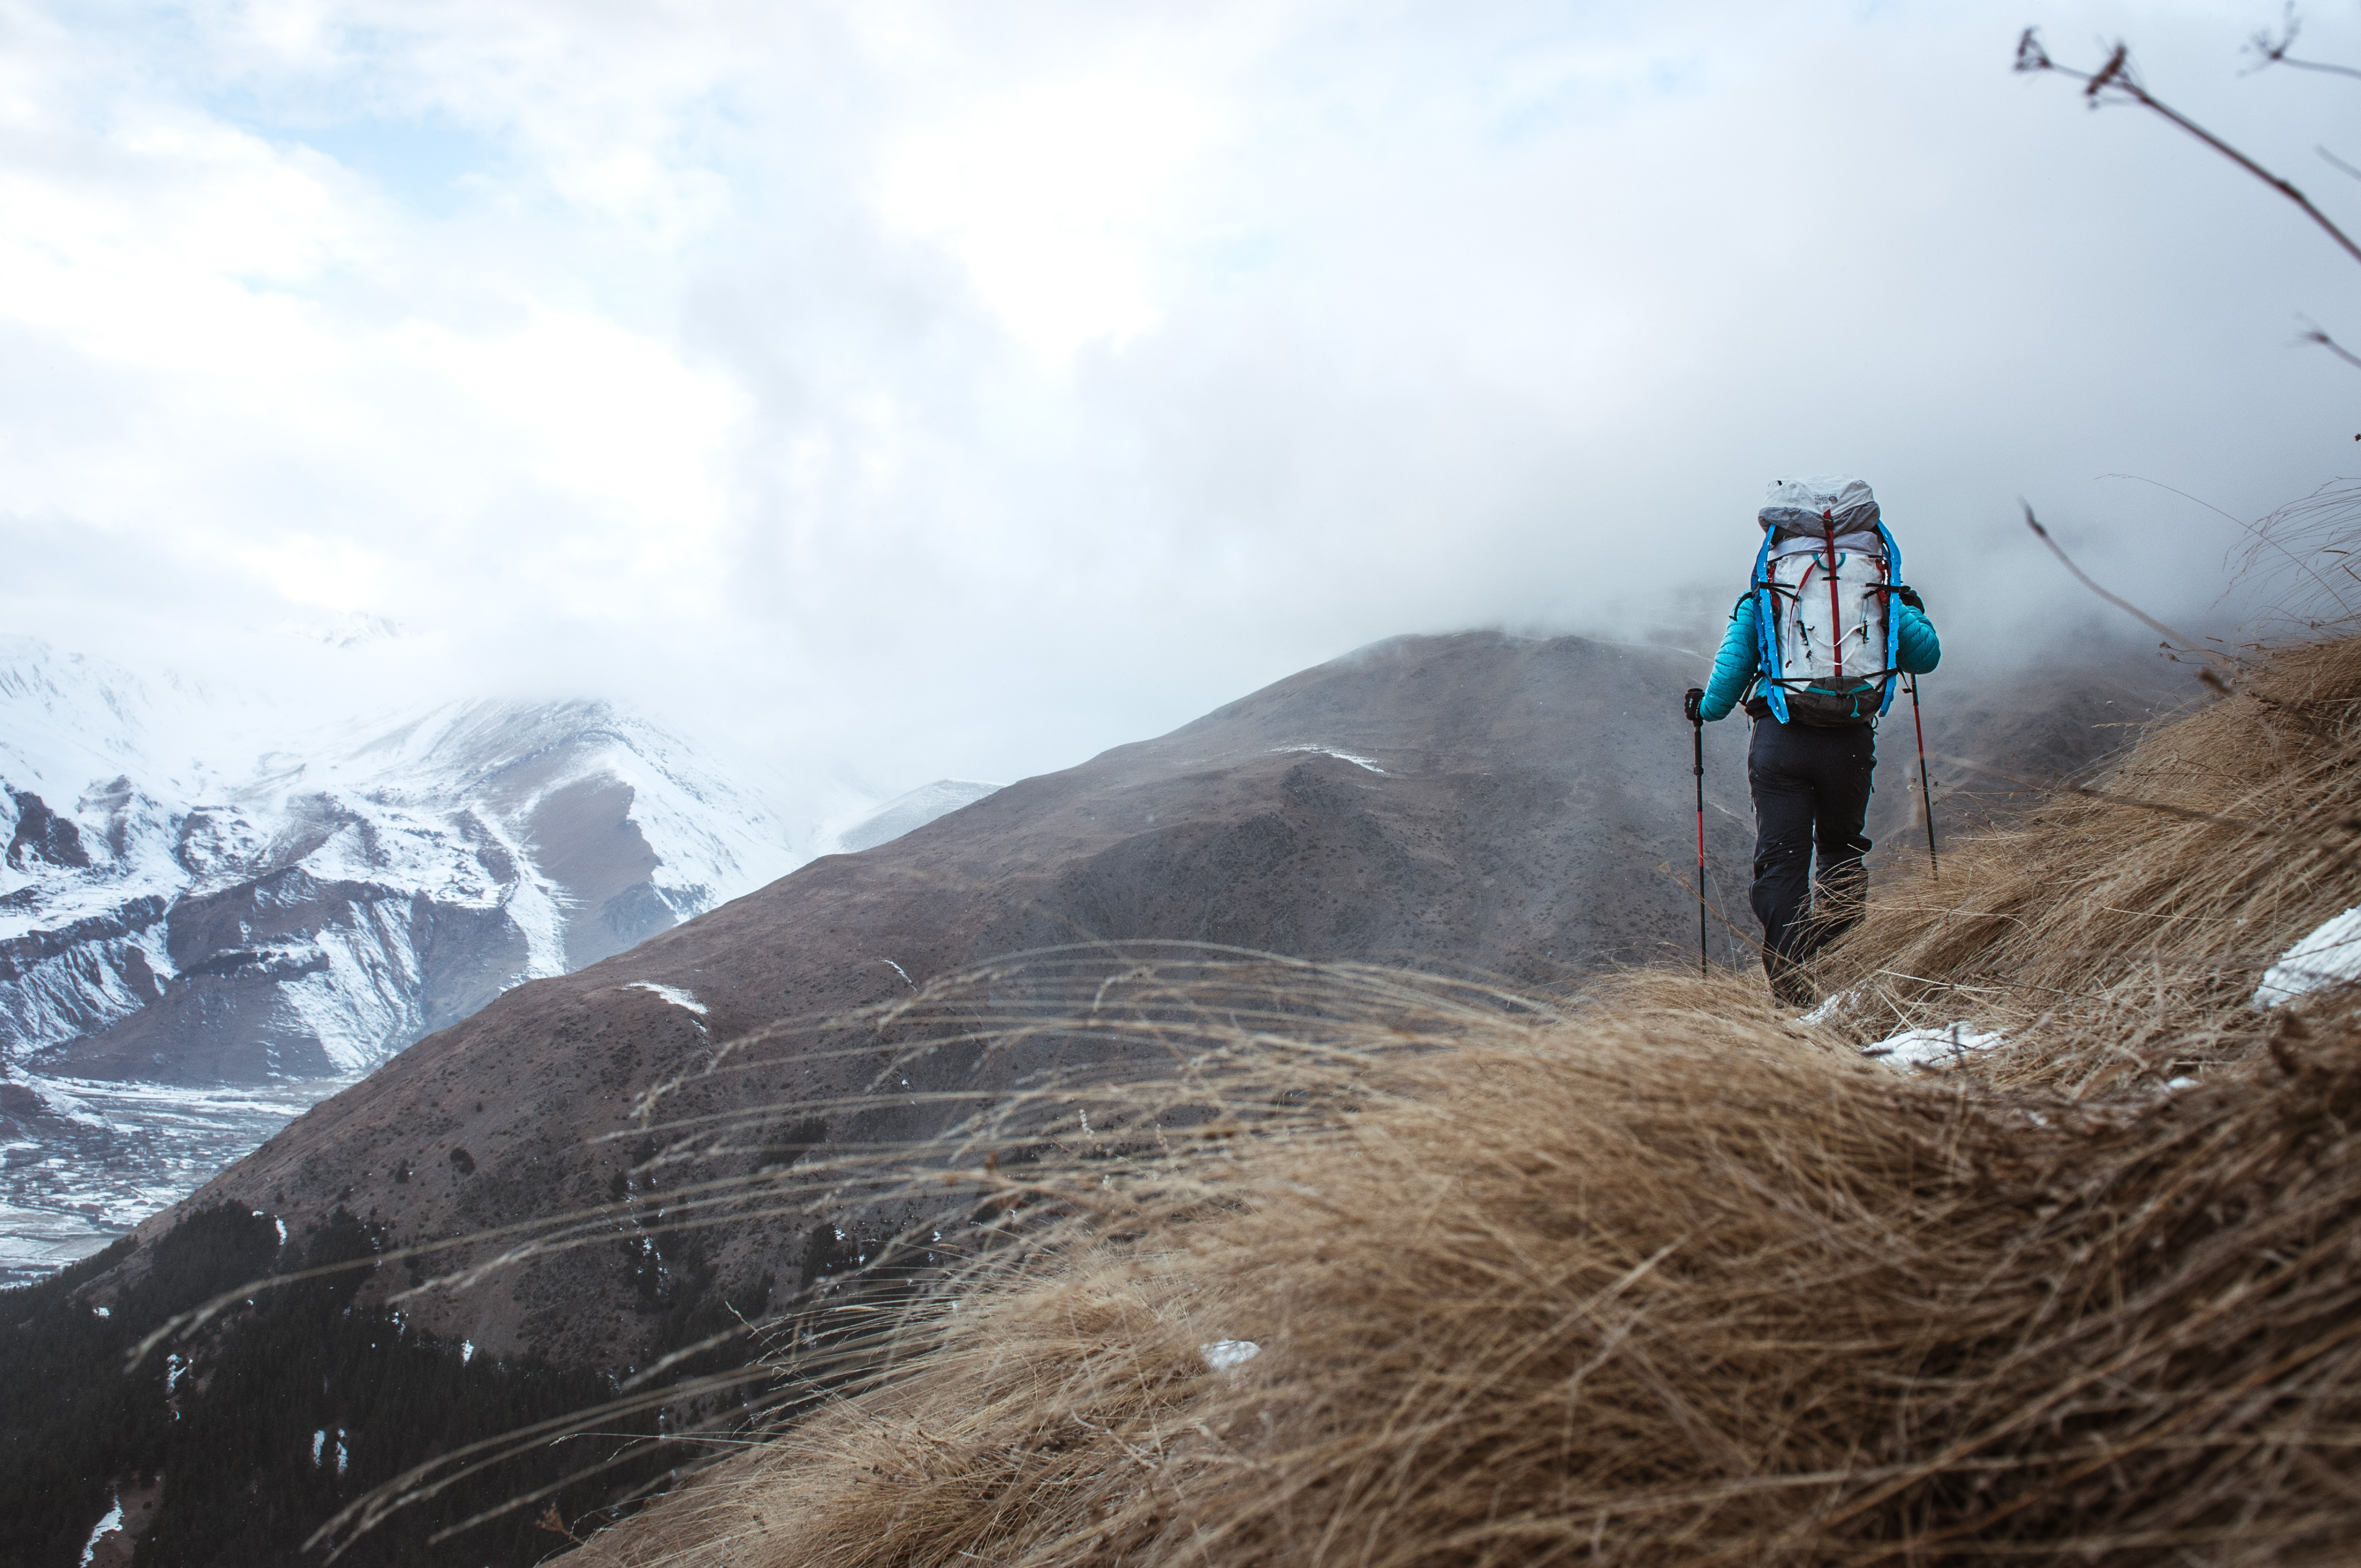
0;636;1015;1284
105;632;1826;1367
0;640;909;1283
109;630;2180;1362
0;641;806;1085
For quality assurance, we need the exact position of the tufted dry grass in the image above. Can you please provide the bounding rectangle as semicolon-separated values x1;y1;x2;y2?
333;639;2361;1567
556;956;2361;1567
1801;633;2361;1093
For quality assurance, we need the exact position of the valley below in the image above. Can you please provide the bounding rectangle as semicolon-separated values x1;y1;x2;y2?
0;636;997;1281
0;1071;329;1284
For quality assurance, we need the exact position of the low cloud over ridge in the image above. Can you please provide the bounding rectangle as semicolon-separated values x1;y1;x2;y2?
0;0;2351;795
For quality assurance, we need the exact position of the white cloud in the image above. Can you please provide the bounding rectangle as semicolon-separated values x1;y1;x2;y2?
0;0;2355;809
880;76;1225;357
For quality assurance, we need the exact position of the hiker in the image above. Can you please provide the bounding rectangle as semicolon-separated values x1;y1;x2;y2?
1684;477;1941;1007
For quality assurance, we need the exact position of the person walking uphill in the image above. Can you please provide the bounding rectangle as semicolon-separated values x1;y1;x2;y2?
1686;476;1941;1007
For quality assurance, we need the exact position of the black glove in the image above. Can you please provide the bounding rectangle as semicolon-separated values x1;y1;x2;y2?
1892;583;1925;612
1683;687;1704;723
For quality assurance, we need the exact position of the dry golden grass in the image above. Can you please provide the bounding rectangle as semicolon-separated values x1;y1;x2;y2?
567;960;2361;1567
1801;633;2361;1093
390;636;2361;1566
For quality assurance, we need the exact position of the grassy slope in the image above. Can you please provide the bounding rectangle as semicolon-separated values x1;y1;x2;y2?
485;636;2361;1565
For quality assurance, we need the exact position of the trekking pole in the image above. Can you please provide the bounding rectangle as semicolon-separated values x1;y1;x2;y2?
1907;673;1939;879
1685;687;1707;975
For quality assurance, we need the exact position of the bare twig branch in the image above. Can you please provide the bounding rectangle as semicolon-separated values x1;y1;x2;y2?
2269;52;2361;80
2319;145;2361;184
2020;502;2218;657
2016;28;2361;271
2296;316;2361;370
2248;5;2361;82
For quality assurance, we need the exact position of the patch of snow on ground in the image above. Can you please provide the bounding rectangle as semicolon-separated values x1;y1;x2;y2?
1201;1339;1261;1372
79;1498;123;1566
2253;904;2361;1009
1273;744;1385;774
1862;1023;2008;1072
628;982;707;1016
1796;990;1856;1027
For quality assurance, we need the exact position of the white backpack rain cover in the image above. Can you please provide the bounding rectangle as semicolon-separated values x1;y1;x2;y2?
1749;476;1903;726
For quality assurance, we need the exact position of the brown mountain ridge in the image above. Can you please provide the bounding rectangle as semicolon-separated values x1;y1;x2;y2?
98;628;2177;1371
103;632;1763;1362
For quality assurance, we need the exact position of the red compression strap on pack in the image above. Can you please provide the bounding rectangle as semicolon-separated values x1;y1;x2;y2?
1824;517;1843;683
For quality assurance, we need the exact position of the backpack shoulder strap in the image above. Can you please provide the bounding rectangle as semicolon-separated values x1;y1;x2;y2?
1749;530;1790;725
1875;522;1902;717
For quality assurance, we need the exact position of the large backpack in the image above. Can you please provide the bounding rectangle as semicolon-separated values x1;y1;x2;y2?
1748;476;1904;726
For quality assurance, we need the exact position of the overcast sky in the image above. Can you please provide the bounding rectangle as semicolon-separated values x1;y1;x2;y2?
3;0;2357;816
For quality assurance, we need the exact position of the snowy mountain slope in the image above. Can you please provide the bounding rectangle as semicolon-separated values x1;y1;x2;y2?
0;636;858;1280
0;638;810;1084
828;779;1005;854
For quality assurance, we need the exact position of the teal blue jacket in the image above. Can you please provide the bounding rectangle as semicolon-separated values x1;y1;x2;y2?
1699;593;1940;722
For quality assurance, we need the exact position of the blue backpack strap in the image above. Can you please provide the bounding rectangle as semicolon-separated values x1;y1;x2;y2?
1876;521;1901;717
1751;530;1789;725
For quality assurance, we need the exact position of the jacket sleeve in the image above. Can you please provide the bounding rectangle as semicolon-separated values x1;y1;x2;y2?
1894;602;1941;674
1698;596;1760;721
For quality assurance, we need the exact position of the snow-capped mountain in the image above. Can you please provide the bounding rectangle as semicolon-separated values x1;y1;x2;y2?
0;637;808;1084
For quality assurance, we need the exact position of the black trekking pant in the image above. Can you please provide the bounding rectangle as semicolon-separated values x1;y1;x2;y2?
1747;718;1875;1004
